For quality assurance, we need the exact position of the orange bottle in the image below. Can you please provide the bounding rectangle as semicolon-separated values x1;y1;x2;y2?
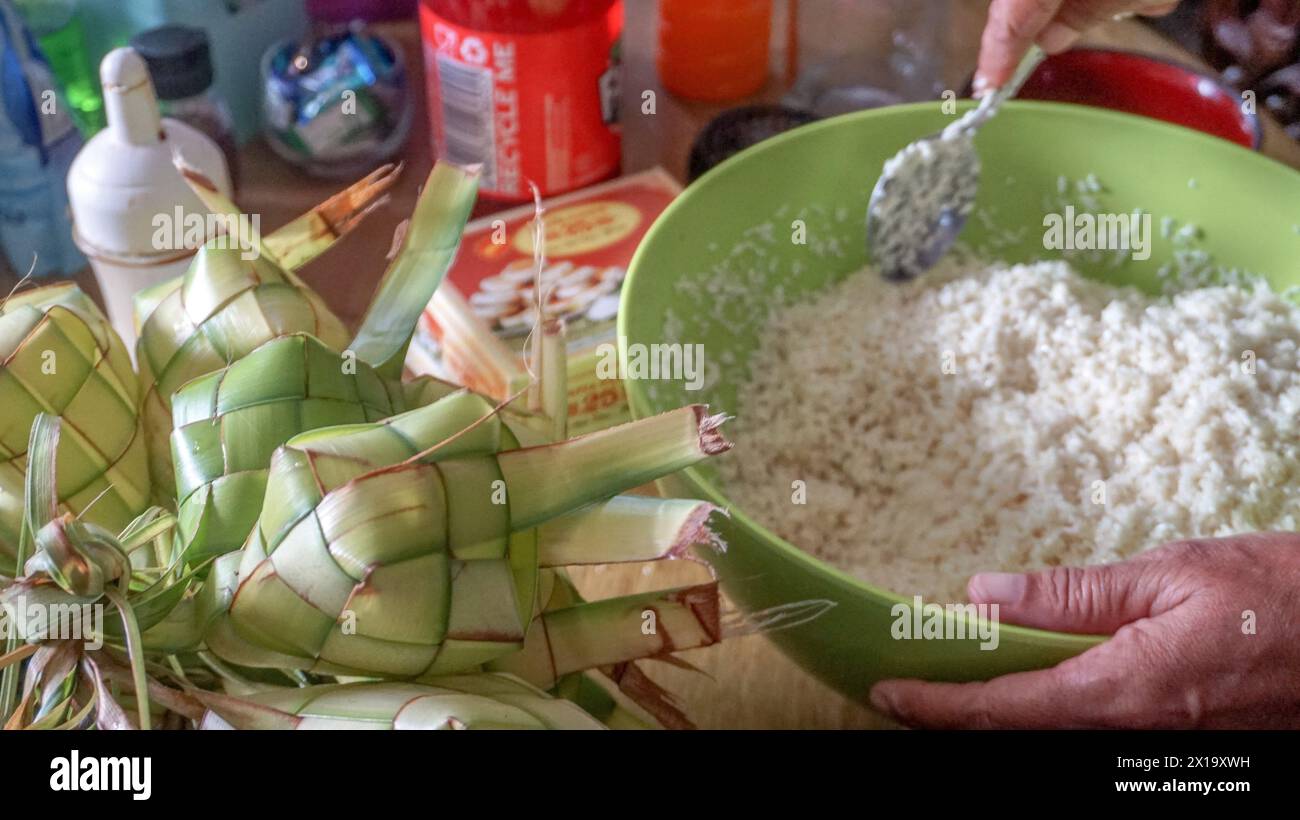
658;0;772;102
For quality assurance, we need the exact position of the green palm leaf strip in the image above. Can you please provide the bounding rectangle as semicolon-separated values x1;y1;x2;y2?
173;159;400;274
348;162;481;379
0;415;193;728
263;164;401;271
0;413;57;718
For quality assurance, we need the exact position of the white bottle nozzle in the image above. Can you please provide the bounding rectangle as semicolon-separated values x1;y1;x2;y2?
101;47;162;146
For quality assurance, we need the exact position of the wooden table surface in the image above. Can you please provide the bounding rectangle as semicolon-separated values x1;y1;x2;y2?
6;3;1300;729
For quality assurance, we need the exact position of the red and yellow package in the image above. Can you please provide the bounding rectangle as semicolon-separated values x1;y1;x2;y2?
408;168;681;435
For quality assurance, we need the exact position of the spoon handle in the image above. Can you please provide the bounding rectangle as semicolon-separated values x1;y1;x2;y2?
993;44;1048;107
959;45;1047;134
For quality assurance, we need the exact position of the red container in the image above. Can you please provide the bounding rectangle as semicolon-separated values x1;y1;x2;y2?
1018;49;1261;149
419;0;623;204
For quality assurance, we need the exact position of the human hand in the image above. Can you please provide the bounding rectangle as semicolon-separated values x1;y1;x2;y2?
869;533;1300;728
975;0;1182;94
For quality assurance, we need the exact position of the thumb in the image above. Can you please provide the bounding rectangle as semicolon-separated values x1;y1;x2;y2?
974;0;1064;93
967;561;1169;633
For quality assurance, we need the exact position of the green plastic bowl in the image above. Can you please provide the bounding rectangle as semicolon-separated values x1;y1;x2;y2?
619;101;1300;705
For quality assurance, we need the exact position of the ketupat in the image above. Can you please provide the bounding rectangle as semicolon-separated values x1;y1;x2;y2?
163;163;743;725
205;391;730;681
134;228;348;504
136;161;474;502
157;161;481;558
1;412;684;731
169;334;460;561
0;160;803;730
0;285;151;574
196;676;608;730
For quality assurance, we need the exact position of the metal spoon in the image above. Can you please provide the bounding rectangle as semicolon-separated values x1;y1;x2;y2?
867;45;1046;281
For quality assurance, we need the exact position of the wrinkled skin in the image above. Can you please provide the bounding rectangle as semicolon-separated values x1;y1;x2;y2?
974;0;1182;93
871;534;1300;728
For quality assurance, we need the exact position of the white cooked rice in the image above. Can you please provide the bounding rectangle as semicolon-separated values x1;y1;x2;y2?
719;259;1300;601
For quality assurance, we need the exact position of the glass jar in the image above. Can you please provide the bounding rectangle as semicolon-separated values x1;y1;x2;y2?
785;0;950;115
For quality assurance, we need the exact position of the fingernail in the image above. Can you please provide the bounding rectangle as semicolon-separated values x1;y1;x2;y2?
971;74;993;99
969;572;1026;603
869;684;895;716
1037;21;1080;54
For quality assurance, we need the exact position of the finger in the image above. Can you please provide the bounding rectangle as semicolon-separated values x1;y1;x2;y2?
974;0;1063;94
874;613;1190;729
967;560;1170;633
870;625;1169;729
871;656;1118;728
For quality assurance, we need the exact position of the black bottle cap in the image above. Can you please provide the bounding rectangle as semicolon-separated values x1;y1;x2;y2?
130;25;215;101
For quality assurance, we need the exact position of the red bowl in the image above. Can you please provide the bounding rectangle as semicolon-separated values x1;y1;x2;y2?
1014;48;1260;149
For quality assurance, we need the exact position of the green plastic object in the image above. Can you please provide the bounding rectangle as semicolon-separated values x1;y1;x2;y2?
619;101;1300;703
14;0;104;134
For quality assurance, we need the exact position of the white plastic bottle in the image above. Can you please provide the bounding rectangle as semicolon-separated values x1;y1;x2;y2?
66;47;231;350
